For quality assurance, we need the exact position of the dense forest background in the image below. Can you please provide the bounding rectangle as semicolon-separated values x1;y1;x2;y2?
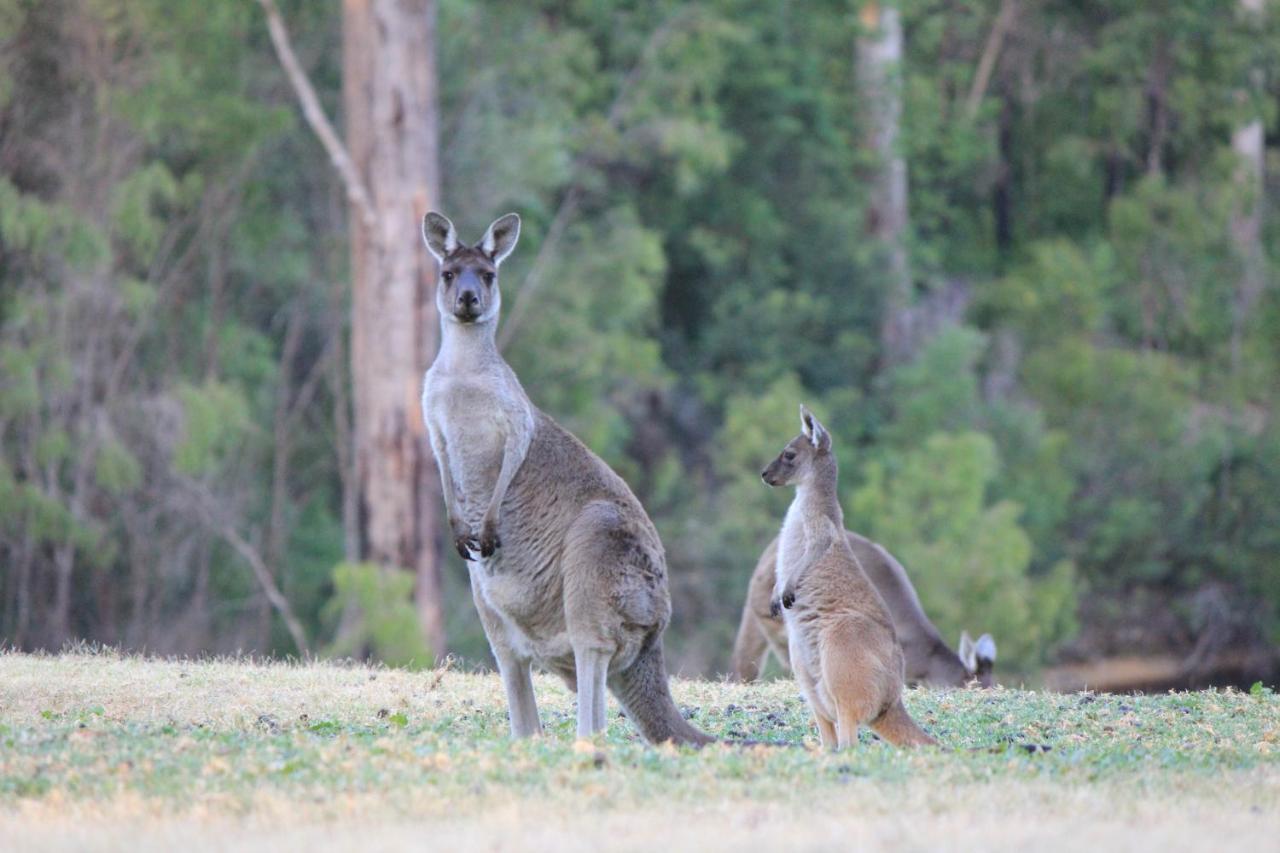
2;0;1278;686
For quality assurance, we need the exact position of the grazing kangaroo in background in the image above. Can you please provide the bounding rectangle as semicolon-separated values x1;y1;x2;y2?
762;406;936;749
730;534;997;686
420;212;712;746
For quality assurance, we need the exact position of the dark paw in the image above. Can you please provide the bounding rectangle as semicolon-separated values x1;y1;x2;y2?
769;598;782;619
453;533;479;561
781;590;795;610
477;519;501;558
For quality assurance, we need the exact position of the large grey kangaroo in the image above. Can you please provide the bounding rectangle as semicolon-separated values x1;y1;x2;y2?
420;211;712;746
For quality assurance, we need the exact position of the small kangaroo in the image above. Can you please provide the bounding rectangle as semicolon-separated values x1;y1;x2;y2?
761;405;936;749
730;534;997;686
420;211;712;746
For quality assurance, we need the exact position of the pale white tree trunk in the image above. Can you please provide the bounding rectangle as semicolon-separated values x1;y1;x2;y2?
858;1;913;363
342;0;446;655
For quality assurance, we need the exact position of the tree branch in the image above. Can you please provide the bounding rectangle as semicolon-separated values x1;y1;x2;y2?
186;481;312;657
965;0;1017;120
258;0;378;232
219;522;313;658
495;188;581;351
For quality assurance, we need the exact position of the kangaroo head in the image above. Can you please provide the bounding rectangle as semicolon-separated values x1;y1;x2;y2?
761;404;833;487
421;212;521;325
958;630;998;687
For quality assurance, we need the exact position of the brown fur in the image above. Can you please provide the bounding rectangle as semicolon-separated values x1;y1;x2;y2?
730;533;990;687
761;406;936;749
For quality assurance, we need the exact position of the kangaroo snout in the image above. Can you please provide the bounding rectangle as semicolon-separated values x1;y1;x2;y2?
455;288;481;319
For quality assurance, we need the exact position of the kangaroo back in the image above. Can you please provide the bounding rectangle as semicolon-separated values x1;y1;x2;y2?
609;634;713;746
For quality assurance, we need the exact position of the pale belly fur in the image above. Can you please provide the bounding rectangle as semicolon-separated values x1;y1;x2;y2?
785;615;836;719
469;559;573;663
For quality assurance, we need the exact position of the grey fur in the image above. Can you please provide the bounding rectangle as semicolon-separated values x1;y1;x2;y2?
420;212;712;746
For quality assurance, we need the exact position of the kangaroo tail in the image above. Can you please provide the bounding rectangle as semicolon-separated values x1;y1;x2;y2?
729;607;769;683
870;698;937;747
610;633;714;747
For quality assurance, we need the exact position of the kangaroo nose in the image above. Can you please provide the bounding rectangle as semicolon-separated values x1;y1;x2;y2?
460;291;478;308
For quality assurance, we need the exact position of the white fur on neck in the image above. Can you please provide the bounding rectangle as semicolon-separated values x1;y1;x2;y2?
774;477;840;604
435;314;501;372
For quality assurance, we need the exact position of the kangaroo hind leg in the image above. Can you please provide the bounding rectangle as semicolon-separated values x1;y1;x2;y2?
574;645;612;737
496;654;542;738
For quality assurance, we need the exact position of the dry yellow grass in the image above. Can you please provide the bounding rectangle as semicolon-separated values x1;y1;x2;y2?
2;651;1277;852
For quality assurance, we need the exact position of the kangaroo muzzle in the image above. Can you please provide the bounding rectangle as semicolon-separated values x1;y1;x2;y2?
454;287;482;321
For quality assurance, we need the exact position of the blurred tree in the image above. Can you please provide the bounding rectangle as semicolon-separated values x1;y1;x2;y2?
340;0;446;656
261;0;446;655
857;1;914;363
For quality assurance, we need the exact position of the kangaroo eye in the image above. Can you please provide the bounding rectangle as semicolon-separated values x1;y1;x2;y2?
784;451;796;461
482;272;495;286
441;270;454;283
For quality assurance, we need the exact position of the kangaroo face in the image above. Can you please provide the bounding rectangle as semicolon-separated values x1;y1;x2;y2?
421;211;521;325
761;405;832;487
761;435;816;487
438;248;499;324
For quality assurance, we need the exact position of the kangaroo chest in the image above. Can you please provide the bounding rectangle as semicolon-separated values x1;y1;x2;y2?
424;370;525;526
775;503;835;593
775;504;806;592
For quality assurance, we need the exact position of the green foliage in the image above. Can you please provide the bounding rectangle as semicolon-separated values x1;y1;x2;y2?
881;327;985;448
1108;174;1238;355
172;381;252;476
325;563;433;670
93;440;142;495
714;373;814;551
978;241;1113;345
4;0;1280;675
507;208;668;470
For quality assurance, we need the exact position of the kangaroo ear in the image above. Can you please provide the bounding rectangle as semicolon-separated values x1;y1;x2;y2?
975;633;997;663
799;404;830;451
422;212;458;262
479;212;521;264
958;631;977;672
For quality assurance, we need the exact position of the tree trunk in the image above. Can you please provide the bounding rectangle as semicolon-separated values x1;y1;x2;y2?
1230;0;1267;371
342;0;446;656
993;93;1013;255
14;531;34;649
858;1;914;364
51;543;75;647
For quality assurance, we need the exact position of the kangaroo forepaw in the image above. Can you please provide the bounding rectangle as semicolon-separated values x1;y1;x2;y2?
769;597;782;618
781;589;796;610
453;533;479;561
450;518;479;561
478;518;501;558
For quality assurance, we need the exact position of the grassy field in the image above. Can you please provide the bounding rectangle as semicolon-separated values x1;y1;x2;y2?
1;651;1277;851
